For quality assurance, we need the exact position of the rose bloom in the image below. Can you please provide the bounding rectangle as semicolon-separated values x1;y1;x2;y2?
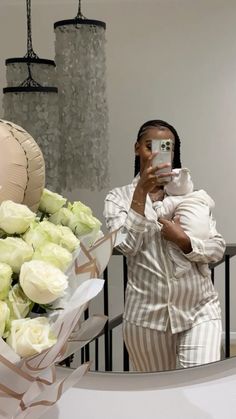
23;221;51;250
57;225;80;252
38;220;63;244
0;262;12;299
33;242;72;272
39;189;66;215
49;207;74;227
0;200;36;234
20;260;68;304
0;300;10;338
68;211;102;238
67;201;102;237
7;317;57;357
7;283;32;319
0;237;33;273
68;201;92;216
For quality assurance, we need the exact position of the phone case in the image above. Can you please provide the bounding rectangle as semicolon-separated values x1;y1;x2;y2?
151;139;173;182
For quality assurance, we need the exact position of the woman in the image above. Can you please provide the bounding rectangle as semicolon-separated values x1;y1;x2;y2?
104;120;225;372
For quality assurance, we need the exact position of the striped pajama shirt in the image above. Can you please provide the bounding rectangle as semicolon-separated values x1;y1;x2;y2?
104;175;226;372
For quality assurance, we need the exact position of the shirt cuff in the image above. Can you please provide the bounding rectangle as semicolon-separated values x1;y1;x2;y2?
182;236;205;260
124;208;147;233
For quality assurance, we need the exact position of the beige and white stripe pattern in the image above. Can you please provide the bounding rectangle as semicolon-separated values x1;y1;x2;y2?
103;175;226;336
123;319;222;372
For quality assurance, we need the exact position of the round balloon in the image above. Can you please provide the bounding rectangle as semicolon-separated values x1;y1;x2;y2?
0;120;45;212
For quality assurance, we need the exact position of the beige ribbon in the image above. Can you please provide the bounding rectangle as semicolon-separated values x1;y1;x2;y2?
75;228;119;278
19;363;90;412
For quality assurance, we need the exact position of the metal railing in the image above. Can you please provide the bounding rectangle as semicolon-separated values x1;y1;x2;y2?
62;244;236;371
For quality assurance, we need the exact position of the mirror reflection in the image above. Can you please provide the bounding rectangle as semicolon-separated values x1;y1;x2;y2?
1;0;236;374
64;122;235;373
57;0;236;373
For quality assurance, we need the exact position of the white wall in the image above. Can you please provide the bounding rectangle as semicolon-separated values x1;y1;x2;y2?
0;0;236;357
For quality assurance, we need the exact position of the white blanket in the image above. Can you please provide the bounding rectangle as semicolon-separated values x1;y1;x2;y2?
154;169;214;278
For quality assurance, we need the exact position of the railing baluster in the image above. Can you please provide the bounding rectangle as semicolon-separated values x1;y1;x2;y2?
109;329;113;371
211;267;215;284
81;347;84;364
225;254;230;358
84;308;90;361
123;256;128;300
123;256;129;371
103;267;111;370
95;338;99;371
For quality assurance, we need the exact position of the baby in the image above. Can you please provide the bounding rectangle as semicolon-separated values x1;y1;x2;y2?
153;168;214;278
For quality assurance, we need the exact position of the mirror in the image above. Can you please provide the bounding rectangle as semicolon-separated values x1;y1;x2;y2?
0;0;235;373
68;0;236;372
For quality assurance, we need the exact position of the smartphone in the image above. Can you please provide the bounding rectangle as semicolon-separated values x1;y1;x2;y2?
151;139;173;183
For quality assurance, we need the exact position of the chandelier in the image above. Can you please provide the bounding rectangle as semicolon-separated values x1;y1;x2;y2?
3;0;61;192
54;0;110;191
2;0;110;193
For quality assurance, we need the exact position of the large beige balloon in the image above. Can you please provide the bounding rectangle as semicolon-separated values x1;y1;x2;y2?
0;120;45;212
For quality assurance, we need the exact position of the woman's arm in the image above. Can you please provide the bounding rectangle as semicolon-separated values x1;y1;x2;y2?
104;190;147;256
183;214;226;263
104;153;175;256
159;214;226;263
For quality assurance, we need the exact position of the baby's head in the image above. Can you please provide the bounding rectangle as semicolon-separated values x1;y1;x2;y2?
165;168;194;196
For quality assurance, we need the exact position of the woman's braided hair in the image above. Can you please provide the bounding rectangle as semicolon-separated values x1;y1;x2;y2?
134;119;182;176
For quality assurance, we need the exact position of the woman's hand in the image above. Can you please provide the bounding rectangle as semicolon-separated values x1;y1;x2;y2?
136;152;173;195
159;215;192;254
131;152;174;216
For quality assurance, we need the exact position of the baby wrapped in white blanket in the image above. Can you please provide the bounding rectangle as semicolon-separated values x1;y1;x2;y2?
153;168;214;278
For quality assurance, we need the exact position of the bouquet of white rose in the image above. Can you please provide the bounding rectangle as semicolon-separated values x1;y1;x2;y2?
0;189;119;418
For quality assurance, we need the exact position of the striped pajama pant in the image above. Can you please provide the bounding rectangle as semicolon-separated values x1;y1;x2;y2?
123;319;222;372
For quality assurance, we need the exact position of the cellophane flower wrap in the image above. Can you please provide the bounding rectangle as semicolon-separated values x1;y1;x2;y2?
0;189;120;419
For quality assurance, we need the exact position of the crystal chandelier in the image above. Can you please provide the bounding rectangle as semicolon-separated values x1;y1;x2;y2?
54;0;110;191
3;0;61;192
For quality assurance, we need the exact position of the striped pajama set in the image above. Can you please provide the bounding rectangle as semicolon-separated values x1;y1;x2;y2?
104;176;226;372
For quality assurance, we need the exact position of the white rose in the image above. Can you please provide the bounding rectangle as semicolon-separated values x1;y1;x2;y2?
0;262;12;299
7;284;32;319
39;189;67;215
68;201;92;216
0;237;33;273
33;242;72;272
38;220;62;244
0;200;36;234
0;300;10;338
68;212;102;238
48;207;74;226
23;220;62;249
57;225;80;252
20;260;68;304
49;204;102;240
6;317;57;357
23;221;51;250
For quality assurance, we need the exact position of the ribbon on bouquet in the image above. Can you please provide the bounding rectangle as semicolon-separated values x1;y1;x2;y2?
0;355;57;418
14;363;90;419
61;314;108;362
75;228;120;279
